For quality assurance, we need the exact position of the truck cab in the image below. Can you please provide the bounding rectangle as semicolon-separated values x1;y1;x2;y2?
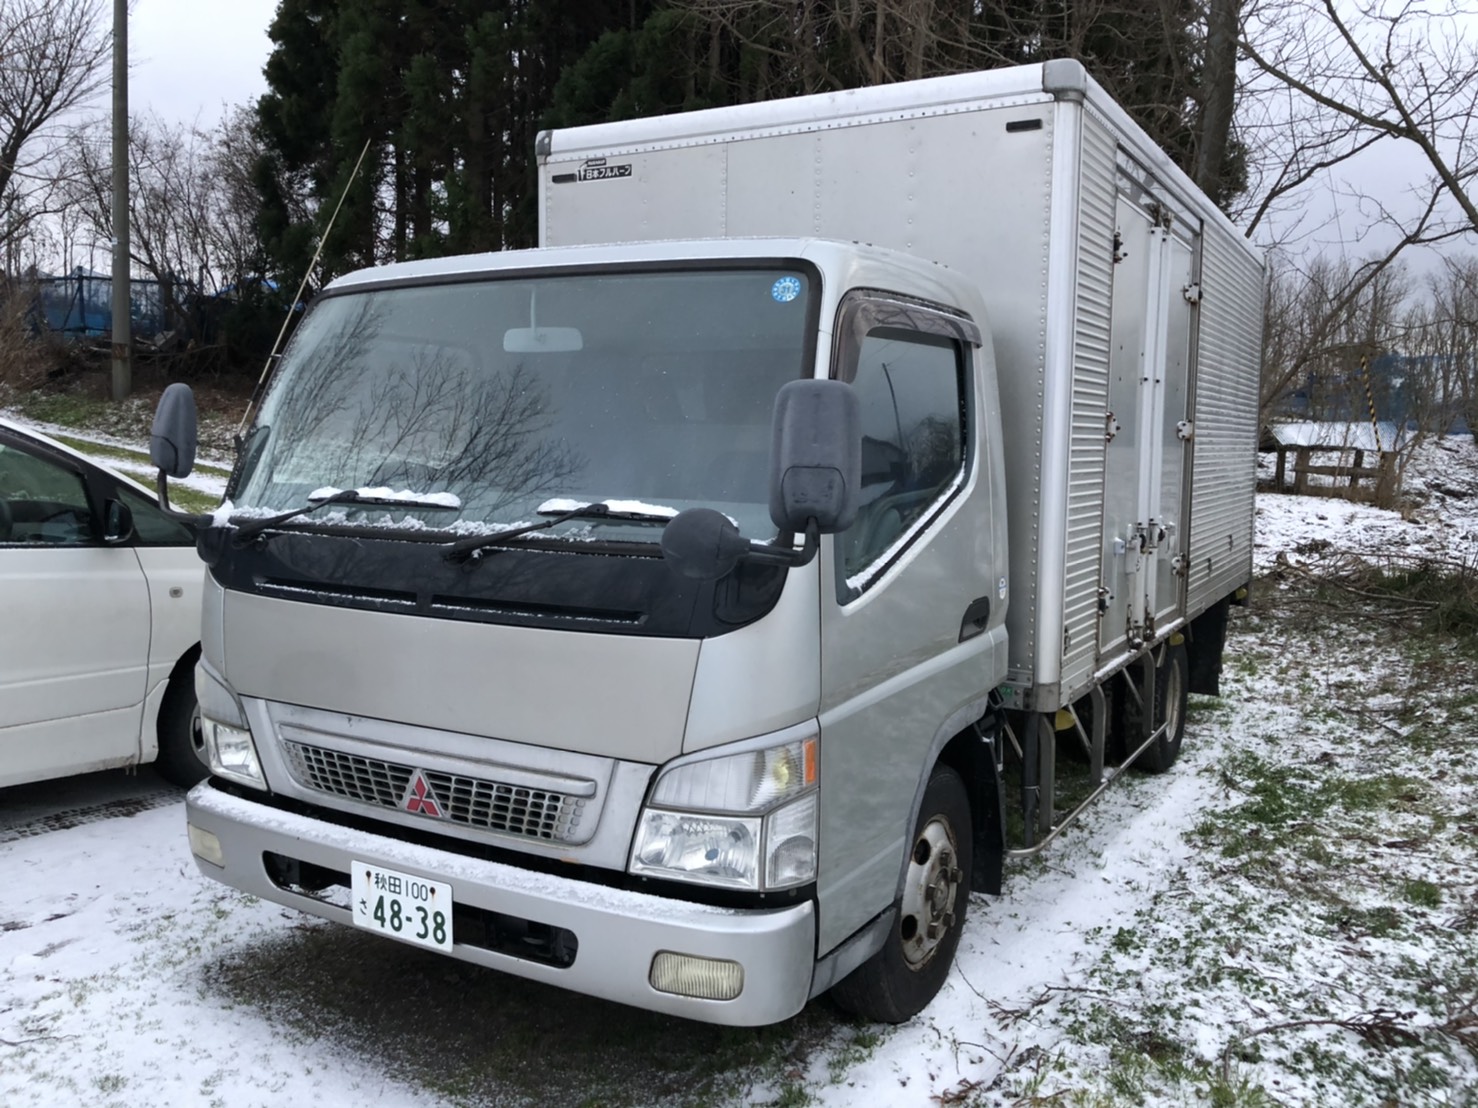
181;237;1009;1025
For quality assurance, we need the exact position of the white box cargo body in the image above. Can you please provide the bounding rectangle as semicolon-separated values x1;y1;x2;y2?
537;59;1264;713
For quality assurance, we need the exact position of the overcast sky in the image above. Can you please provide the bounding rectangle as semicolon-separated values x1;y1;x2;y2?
129;0;276;126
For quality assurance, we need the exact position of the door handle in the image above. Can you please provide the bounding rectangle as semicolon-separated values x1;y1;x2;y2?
959;597;992;642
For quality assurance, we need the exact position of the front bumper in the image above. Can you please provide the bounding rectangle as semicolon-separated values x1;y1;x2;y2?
185;783;817;1026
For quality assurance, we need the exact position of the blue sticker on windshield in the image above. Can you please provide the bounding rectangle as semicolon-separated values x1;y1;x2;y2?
771;276;802;303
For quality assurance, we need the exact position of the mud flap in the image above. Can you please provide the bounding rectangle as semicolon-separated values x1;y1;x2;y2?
1186;597;1231;696
969;715;1007;895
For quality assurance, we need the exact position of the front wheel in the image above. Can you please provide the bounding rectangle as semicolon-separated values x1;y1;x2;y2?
155;668;207;788
830;764;973;1023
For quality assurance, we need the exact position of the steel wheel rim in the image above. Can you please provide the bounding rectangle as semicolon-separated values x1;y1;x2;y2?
1164;652;1184;739
899;816;961;968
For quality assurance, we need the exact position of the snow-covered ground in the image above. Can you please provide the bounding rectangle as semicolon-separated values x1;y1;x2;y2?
2;436;1475;1107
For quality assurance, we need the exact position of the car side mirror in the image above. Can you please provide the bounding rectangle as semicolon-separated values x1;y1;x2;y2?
769;379;861;535
151;383;198;480
102;498;134;545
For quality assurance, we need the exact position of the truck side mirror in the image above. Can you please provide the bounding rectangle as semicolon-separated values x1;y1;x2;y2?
660;508;753;580
151;382;198;479
769;379;860;534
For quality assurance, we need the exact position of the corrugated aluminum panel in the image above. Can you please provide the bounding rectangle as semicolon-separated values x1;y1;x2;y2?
1059;112;1117;698
1186;222;1263;610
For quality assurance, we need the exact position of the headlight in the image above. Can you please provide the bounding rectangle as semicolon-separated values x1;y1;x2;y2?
631;812;760;889
630;729;818;891
202;718;266;789
195;662;267;791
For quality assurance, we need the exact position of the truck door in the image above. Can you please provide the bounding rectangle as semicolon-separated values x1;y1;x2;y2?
814;295;1001;954
1099;184;1199;658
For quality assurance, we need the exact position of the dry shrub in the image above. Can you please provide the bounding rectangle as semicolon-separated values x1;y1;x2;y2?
0;283;67;392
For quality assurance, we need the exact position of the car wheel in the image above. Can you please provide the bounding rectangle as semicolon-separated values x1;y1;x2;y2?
830;764;973;1023
155;668;207;788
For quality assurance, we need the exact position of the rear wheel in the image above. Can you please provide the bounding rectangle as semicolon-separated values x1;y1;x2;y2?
1134;640;1188;774
155;669;207;788
830;764;972;1023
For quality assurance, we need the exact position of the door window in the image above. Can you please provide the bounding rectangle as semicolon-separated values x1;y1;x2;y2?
117;487;195;545
839;328;966;591
0;443;95;545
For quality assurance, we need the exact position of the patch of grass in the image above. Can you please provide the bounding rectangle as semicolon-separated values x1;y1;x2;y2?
825;1025;882;1084
1328;905;1405;939
12;390;112;428
1186;693;1230;723
1403;879;1442;908
153;484;220;514
45;432;232;479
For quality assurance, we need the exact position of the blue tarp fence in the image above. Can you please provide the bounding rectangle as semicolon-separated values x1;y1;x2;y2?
33;272;168;340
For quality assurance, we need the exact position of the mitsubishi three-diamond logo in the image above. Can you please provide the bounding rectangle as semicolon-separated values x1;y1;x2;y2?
402;769;443;818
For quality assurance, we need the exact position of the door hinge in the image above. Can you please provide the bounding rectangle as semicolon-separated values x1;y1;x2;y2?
1182;282;1202;305
1105;411;1121;442
1112;230;1126;264
1177;420;1194;441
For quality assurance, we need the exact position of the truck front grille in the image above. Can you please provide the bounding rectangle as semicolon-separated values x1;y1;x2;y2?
281;741;589;844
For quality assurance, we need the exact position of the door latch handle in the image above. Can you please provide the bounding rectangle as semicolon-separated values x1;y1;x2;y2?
959;597;992;642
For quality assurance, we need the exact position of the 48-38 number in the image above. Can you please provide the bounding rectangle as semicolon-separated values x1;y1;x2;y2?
371;895;447;945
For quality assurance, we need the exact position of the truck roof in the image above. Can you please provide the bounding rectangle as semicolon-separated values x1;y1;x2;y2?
323;237;991;326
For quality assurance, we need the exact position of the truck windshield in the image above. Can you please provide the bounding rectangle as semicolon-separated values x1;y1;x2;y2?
232;267;814;542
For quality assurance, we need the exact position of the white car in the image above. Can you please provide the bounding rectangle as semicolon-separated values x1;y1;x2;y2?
0;416;206;788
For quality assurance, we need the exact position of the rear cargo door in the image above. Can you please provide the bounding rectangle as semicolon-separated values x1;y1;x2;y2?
1099;184;1198;658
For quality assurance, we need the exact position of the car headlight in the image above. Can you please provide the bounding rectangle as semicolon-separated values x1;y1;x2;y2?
630;728;818;891
195;662;267;791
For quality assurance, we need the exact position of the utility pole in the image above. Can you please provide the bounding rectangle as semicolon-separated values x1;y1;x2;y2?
110;0;130;402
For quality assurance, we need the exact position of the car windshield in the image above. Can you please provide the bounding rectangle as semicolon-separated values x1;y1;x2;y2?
232;267;814;541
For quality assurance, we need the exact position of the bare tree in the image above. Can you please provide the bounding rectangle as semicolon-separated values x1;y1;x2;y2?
1399;258;1478;435
63;110;266;303
1240;0;1478;240
0;0;109;263
1261;251;1413;418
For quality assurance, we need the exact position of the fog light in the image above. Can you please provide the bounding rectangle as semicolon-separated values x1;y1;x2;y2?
188;824;224;866
649;951;744;1001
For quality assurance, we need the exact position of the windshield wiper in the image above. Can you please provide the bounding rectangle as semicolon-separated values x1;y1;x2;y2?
230;489;460;546
443;501;672;563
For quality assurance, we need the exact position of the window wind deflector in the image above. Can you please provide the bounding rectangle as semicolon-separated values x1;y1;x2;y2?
230;488;459;546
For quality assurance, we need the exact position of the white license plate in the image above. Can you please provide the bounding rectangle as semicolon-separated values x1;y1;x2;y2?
350;861;453;952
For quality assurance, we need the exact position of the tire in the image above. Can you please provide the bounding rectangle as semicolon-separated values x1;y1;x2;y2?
154;668;207;788
1134;640;1188;774
830;765;973;1023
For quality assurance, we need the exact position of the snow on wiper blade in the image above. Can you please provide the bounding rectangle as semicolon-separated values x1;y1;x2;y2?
230;486;463;544
536;498;677;522
308;486;463;511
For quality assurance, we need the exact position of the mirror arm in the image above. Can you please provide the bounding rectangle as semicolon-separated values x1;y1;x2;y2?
745;519;821;568
154;467;208;528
